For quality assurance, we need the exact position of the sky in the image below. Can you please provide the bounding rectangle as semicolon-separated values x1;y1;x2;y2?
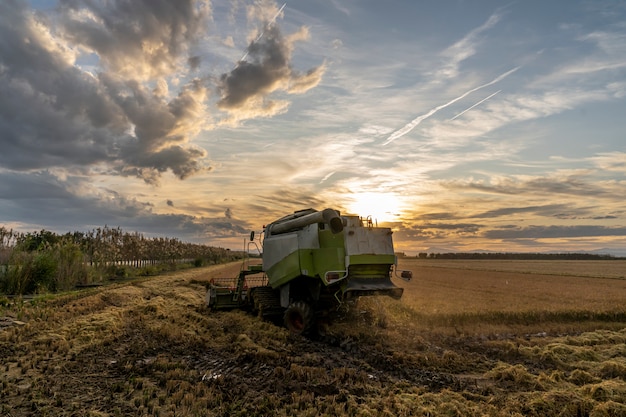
1;0;625;256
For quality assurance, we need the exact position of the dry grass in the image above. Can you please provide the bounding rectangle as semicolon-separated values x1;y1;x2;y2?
2;260;626;416
397;259;626;313
385;259;626;337
412;259;626;279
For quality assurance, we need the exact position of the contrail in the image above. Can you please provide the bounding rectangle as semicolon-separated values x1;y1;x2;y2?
319;171;336;184
451;89;501;120
382;66;519;146
239;3;287;63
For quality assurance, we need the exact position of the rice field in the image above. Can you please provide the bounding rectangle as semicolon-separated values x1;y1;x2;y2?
397;258;626;313
1;259;626;416
404;258;626;279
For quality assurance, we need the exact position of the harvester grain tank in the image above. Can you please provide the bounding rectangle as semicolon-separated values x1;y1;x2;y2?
206;208;411;334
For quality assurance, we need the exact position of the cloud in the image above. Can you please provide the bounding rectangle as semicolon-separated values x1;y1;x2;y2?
0;0;212;183
57;0;211;80
217;18;325;122
0;170;247;240
382;67;519;145
485;225;626;239
419;212;458;221
400;223;482;240
437;12;502;80
252;188;330;216
456;175;610;198
470;204;571;219
0;170;75;200
591;152;626;173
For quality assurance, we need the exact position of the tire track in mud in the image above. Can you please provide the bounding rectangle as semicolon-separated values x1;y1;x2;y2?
190;262;466;394
187;329;465;403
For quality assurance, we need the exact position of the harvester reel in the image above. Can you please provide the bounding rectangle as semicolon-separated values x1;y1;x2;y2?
284;301;314;335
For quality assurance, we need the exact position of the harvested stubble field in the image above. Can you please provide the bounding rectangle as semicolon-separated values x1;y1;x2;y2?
2;259;626;416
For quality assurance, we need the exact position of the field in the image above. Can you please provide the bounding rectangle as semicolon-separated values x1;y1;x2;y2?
2;259;626;416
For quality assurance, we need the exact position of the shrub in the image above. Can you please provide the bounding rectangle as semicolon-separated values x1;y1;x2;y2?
30;251;58;292
105;264;132;280
7;251;57;293
53;242;88;290
0;243;87;294
0;251;36;294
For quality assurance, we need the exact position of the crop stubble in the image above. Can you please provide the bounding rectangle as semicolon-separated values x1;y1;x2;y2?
1;259;626;416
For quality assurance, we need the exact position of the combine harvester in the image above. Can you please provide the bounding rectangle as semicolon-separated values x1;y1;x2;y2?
206;208;412;335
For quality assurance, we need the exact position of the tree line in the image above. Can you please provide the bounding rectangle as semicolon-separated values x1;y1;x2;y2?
415;252;622;260
0;226;244;295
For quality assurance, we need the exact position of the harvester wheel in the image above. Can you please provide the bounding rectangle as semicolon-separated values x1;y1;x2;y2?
284;301;314;335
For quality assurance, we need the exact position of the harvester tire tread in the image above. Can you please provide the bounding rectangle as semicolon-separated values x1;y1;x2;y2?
284;301;314;335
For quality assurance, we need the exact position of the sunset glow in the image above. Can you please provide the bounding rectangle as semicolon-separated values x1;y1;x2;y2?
0;0;625;256
347;192;403;225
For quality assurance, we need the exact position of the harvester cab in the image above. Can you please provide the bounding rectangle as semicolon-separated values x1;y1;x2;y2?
206;208;411;335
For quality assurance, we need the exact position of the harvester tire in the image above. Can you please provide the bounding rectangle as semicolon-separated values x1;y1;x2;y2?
284;301;314;335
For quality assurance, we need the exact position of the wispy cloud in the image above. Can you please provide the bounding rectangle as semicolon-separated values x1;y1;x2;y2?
382;67;519;145
485;225;626;239
438;12;502;80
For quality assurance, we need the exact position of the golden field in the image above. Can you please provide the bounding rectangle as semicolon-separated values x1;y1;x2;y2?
1;259;626;416
395;259;626;329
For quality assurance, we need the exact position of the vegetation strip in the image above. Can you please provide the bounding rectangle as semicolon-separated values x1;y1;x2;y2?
0;226;244;295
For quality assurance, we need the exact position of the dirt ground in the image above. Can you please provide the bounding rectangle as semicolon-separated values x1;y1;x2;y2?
2;261;626;416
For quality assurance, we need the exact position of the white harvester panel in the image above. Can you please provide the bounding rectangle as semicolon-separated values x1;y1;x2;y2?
262;233;298;272
343;216;394;256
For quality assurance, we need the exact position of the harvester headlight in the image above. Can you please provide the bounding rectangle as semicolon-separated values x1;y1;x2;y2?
327;272;340;282
324;270;347;284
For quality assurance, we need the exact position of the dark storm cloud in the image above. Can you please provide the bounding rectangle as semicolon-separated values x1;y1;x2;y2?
0;171;74;200
217;24;325;121
485;225;626;239
188;56;202;70
0;0;210;183
0;171;247;240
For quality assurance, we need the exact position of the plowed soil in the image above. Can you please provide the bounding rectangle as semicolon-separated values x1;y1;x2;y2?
2;260;626;416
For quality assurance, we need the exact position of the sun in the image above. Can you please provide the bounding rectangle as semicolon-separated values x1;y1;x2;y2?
347;192;402;224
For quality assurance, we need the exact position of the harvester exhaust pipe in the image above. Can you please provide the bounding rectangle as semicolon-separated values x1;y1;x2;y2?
269;208;343;236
